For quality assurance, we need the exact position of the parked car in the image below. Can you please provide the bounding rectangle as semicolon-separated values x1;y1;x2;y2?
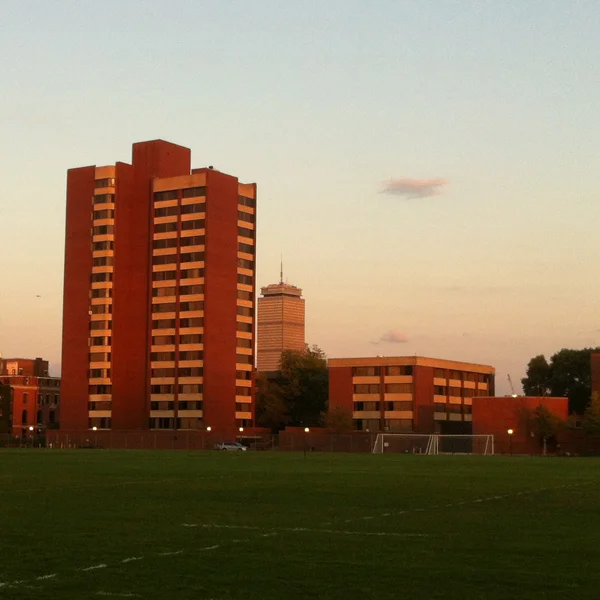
214;441;247;452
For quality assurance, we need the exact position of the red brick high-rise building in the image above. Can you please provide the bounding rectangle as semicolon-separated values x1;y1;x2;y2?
61;140;256;435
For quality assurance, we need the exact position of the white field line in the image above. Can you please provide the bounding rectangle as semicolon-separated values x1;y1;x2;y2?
158;550;184;556
96;592;141;598
36;574;57;580
82;564;108;572
120;557;144;564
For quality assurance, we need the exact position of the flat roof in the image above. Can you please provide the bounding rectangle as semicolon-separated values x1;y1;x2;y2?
328;355;495;374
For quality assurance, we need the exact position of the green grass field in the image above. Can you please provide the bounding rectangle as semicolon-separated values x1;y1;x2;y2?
1;451;599;600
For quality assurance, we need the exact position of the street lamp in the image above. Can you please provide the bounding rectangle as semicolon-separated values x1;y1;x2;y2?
303;427;310;459
239;427;244;433
507;429;514;455
92;426;98;431
206;426;212;432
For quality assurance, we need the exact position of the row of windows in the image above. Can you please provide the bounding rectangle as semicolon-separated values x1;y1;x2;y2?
93;193;115;205
155;202;205;218
153;268;204;282
89;368;110;378
152;350;202;361
238;195;256;208
18;394;60;407
239;242;254;255
238;274;253;286
238;210;254;223
90;320;111;331
153;285;204;298
153;300;204;313
20;409;58;425
151;401;203;411
152;317;204;329
93;240;113;252
90;304;112;315
152;384;203;394
94;208;114;220
89;384;112;395
91;272;113;283
153;249;204;265
433;369;490;383
149;417;206;430
354;401;413;412
354;383;413;394
152;334;203;346
237;306;253;317
95;178;115;188
153;236;205;250
238;226;254;239
90;336;111;346
152;367;204;378
92;224;114;236
89;401;111;411
352;366;414;377
93;256;114;267
154;187;206;202
435;386;488;398
90;352;110;362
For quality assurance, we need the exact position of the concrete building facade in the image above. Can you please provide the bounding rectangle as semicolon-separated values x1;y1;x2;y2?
257;280;305;371
328;356;495;433
61;140;256;434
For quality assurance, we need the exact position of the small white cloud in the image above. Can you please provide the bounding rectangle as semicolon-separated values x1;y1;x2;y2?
381;178;448;199
380;330;408;344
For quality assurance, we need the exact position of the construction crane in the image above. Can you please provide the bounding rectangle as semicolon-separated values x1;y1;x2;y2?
507;374;517;397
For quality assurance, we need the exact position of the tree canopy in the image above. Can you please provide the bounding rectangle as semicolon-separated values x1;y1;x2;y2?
583;392;600;439
521;347;600;414
255;345;329;431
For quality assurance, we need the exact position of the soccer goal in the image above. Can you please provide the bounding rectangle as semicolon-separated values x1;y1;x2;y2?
372;434;494;455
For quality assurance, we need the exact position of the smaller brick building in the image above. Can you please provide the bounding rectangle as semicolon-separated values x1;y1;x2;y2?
472;396;568;454
0;358;61;437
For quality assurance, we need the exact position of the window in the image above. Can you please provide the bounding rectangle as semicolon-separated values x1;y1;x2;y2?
90;336;111;346
463;388;475;398
238;226;254;239
354;384;380;394
448;404;462;414
237;322;252;333
152;319;176;329
180;285;204;296
89;384;112;395
180;235;205;247
149;417;175;429
237;258;254;269
93;256;114;267
151;351;175;361
236;354;253;364
22;409;28;424
89;368;105;378
181;268;204;279
180;334;203;344
180;317;204;328
449;387;462;397
179;384;202;394
151;401;173;410
93;193;115;204
237;290;253;301
385;401;413;411
237;306;253;317
463;405;472;414
154;221;178;234
236;386;251;396
92;240;114;251
179;351;203;360
152;270;177;281
352;366;380;376
89;417;112;429
153;238;178;250
92;225;114;236
152;287;176;298
151;384;174;394
385;383;412;393
153;302;177;313
49;410;56;424
91;288;113;299
179;401;203;410
90;320;111;331
23;393;28;405
153;254;178;266
238;211;254;223
236;370;252;380
385;365;413;376
95;178;115;188
238;274;252;286
151;368;176;378
180;300;204;312
155;205;179;218
182;186;206;198
181;203;205;214
91;272;113;283
237;338;252;348
179;367;203;377
180;252;204;263
154;190;178;201
181;219;205;231
238;243;254;255
435;386;447;395
152;335;176;345
93;209;114;220
238;195;256;208
88;401;111;411
434;368;446;378
89;352;111;362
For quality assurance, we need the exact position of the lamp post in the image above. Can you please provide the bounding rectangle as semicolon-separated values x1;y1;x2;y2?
303;427;310;459
507;429;514;455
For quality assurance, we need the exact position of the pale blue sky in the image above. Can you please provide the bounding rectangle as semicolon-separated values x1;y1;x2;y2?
1;0;599;393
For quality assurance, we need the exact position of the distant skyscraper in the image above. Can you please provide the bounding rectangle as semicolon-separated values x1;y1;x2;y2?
257;266;305;371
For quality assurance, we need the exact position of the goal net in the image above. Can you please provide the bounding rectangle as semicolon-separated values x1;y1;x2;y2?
372;434;494;455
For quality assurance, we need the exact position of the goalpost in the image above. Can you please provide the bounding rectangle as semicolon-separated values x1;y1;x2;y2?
372;433;494;455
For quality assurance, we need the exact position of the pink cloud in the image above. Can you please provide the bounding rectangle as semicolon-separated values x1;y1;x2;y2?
380;330;409;344
381;177;448;198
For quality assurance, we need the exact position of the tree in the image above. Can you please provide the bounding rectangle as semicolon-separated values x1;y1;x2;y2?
519;404;565;454
323;406;353;434
521;347;600;414
255;345;329;431
583;392;600;439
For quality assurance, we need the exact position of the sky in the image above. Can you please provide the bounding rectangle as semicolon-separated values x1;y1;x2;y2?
1;0;599;394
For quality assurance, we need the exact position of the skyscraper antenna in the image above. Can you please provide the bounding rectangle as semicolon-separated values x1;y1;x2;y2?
280;254;283;284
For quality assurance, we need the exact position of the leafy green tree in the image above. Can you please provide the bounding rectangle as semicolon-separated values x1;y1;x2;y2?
323;406;353;434
583;392;600;439
521;347;600;414
255;346;329;430
519;404;565;454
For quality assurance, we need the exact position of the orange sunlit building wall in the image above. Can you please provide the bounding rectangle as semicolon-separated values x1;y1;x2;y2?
328;356;495;433
61;140;256;435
